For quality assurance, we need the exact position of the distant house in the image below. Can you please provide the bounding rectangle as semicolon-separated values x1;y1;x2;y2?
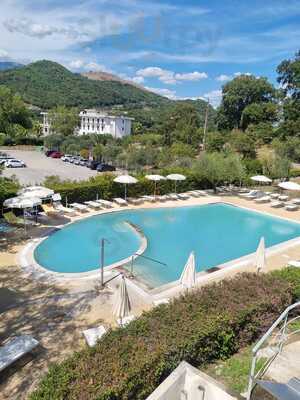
41;109;133;138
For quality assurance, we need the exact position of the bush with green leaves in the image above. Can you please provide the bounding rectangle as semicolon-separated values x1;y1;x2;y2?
30;271;295;400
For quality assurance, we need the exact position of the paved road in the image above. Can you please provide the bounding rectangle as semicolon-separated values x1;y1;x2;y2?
2;150;98;185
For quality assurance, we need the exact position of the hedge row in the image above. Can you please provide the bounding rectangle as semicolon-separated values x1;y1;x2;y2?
30;269;300;400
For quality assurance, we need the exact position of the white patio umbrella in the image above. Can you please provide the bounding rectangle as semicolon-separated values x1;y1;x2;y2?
180;251;196;289
278;181;300;191
113;275;132;325
145;174;166;196
18;186;54;199
3;196;42;230
166;174;186;193
255;237;266;273
113;175;138;200
251;175;272;184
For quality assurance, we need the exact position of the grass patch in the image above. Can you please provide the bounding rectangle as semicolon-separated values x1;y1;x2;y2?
204;346;266;394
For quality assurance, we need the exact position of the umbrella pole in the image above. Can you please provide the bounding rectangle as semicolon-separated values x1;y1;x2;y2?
174;181;177;194
125;184;127;201
154;181;157;197
100;238;105;289
23;209;26;234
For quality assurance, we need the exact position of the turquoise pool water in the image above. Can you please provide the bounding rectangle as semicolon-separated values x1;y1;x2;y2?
34;203;300;287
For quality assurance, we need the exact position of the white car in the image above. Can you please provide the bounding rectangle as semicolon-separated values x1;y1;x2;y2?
61;154;72;162
5;159;26;168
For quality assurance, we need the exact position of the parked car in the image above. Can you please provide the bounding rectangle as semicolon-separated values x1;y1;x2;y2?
79;158;88;166
61;154;72;162
87;160;101;170
50;151;63;158
96;163;116;172
69;156;80;164
0;156;14;165
5;159;26;168
45;150;55;157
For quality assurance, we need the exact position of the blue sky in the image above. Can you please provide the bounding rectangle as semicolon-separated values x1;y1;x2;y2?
0;0;299;105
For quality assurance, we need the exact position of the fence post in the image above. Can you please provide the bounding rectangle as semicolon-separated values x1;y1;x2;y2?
247;354;257;400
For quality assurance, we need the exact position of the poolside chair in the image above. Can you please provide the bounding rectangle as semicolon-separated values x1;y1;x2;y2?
168;193;179;200
240;190;259;198
186;191;199;197
255;196;271;203
177;193;190;200
82;325;107;347
54;202;77;216
0;335;39;372
127;197;143;205
84;201;102;210
287;260;300;268
141;195;156;202
291;198;300;205
279;195;289;201
270;201;285;208
70;203;89;212
157;195;168;202
270;193;280;199
285;203;298;211
113;198;128;206
117;315;135;327
3;211;24;226
42;203;63;217
97;199;114;208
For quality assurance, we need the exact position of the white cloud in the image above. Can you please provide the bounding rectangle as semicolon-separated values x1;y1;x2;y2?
0;49;9;59
136;67;208;84
145;86;177;99
216;74;232;82
69;59;111;73
131;76;145;84
202;90;222;108
69;59;85;69
234;72;252;77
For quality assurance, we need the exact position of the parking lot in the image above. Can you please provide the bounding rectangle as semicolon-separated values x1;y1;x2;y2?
2;150;99;185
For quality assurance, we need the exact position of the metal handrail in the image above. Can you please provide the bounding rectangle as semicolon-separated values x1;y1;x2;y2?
247;301;300;399
129;253;167;277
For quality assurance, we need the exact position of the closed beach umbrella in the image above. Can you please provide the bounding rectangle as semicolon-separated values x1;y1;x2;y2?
19;186;54;199
255;237;266;273
166;174;186;193
145;174;166;196
251;175;272;184
113;275;131;325
278;181;300;191
114;175;138;200
180;251;196;289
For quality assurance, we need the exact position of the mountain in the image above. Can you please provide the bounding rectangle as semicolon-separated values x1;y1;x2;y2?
82;71;148;92
0;61;23;71
0;60;169;109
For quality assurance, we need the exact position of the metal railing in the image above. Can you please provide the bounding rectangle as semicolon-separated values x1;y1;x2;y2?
247;301;300;399
129;253;167;278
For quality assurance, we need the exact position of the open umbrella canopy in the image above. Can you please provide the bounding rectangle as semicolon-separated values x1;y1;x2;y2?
145;174;166;182
180;251;196;289
3;196;41;209
18;186;54;199
113;275;131;321
113;175;138;184
166;174;186;181
256;237;266;273
251;175;272;183
278;181;300;191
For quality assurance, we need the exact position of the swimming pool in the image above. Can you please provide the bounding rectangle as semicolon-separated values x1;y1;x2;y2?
34;203;300;287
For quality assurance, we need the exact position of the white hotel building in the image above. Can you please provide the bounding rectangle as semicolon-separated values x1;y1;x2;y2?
41;109;133;138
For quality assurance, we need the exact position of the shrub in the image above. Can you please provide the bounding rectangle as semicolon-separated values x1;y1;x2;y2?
271;267;300;301
30;272;293;400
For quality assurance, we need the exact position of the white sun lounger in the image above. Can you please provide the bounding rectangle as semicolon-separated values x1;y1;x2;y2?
240;190;259;198
82;325;107;347
177;193;190;200
127;197;143;205
70;203;89;212
288;260;300;268
270;193;280;199
84;201;102;209
270;201;285;208
114;198;128;206
142;195;156;202
153;298;170;307
96;199;114;208
54;202;77;215
291;198;300;205
255;196;271;203
157;195;169;201
285;204;299;211
0;335;39;372
168;193;179;200
279;195;289;201
186;191;199;197
117;315;135;327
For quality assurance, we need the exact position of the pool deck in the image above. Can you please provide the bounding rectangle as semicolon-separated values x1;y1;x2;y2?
1;193;300;398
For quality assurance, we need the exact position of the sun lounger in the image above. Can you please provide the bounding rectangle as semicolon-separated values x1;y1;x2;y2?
288;260;300;268
194;190;208;196
270;201;285;208
82;325;107;347
153;298;170;306
240;190;259;198
70;203;89;212
84;201;102;209
0;335;39;372
114;198;128;206
96;199;114;208
279;195;289;201
3;211;24;226
270;193;280;199
42;204;63;217
127;197;143;205
168;193;179;200
54;203;77;215
291;198;300;205
142;195;156;202
117;315;135;327
177;193;190;200
285;204;298;211
255;196;271;203
186;191;199;197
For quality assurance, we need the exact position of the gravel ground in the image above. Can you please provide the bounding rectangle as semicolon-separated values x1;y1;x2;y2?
2;150;98;185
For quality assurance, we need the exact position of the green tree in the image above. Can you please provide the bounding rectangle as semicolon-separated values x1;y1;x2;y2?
228;130;256;158
48;106;79;136
217;75;277;130
44;134;64;150
241;102;278;130
93;144;104;161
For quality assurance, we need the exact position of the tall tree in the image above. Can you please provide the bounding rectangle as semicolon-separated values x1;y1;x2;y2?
48;106;79;136
217;75;277;130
